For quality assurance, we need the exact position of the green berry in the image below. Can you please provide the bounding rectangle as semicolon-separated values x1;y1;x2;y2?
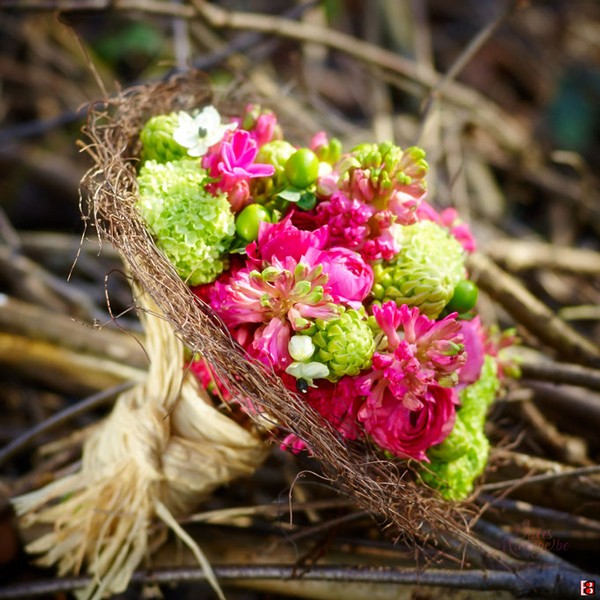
235;204;271;242
446;280;479;314
284;148;320;188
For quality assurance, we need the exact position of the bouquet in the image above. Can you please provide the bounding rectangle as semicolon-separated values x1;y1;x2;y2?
134;86;514;502
12;74;516;600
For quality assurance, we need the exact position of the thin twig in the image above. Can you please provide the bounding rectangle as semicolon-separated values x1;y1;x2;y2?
481;465;600;492
2;0;195;17
519;358;600;393
478;494;600;534
0;381;132;467
418;0;521;143
190;0;526;153
485;240;600;275
467;252;600;368
472;519;576;569
0;562;594;599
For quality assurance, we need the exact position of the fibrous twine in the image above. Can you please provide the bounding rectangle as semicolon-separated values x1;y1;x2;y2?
16;72;476;596
12;287;267;600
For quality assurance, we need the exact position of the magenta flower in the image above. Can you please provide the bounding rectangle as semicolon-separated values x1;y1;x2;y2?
189;357;232;402
315;192;374;249
203;130;275;193
348;302;465;459
314;194;402;262
280;433;308;454
247;316;292;370
458;316;485;386
358;383;457;461
209;260;338;370
305;376;369;441
372;302;466;391
304;246;374;309
247;216;328;268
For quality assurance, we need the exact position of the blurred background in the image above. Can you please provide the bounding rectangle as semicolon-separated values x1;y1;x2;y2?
1;1;600;598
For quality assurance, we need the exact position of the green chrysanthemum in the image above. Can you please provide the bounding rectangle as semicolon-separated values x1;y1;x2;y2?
137;159;235;285
372;220;466;319
139;112;188;164
310;308;375;381
422;356;500;500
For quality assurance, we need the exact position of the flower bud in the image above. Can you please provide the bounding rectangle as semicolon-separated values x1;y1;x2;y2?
285;361;330;385
288;335;315;362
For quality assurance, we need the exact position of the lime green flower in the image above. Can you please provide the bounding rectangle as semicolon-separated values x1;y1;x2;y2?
372;220;466;319
310;308;375;381
137;160;235;285
139;113;188;164
422;356;499;500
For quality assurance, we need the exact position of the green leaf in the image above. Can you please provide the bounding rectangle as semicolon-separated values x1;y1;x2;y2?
277;187;303;202
297;191;317;211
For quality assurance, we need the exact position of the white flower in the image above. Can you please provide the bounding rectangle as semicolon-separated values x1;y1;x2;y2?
172;106;237;158
285;361;329;387
288;335;315;362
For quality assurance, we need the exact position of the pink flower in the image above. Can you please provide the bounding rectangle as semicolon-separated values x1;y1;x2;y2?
314;194;401;262
304;246;374;309
247;216;328;268
250;112;278;147
361;230;398;261
387;190;421;225
189;357;232;402
203;130;275;192
310;131;328;153
342;168;422;225
248;317;291;370
227;179;251;213
238;104;280;147
358;383;457;461
315;192;374;249
372;302;466;390
349;302;464;459
209;260;338;370
316;171;339;197
280;433;308;454
458;317;485;386
304;377;369;441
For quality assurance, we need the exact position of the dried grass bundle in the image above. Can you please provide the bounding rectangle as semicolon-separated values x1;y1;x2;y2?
12;289;268;599
14;72;480;597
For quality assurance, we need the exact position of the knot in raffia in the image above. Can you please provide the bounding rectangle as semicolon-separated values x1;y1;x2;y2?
12;292;268;600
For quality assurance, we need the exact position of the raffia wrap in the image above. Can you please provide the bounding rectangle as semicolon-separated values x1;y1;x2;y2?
15;72;474;597
12;291;268;599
